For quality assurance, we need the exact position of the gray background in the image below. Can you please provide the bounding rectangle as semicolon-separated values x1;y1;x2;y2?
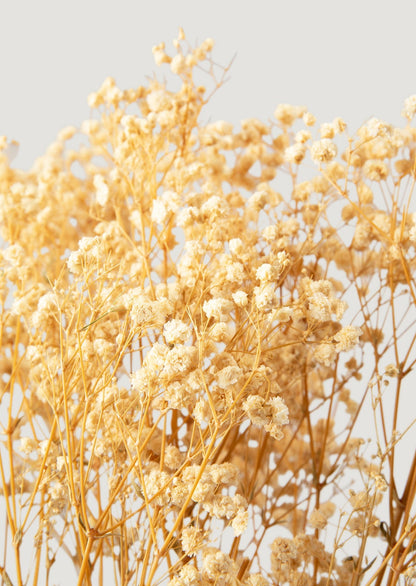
1;0;416;170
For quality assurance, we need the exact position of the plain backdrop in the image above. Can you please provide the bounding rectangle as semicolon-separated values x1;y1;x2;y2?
1;1;416;584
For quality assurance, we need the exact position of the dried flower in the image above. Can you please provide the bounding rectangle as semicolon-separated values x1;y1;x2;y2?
1;32;415;586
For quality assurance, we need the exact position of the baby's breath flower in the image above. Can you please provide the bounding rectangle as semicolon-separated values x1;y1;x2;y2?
193;398;212;424
152;42;171;66
19;437;37;455
216;365;242;389
334;326;362;352
162;345;197;379
402;94;416;120
293;180;313;201
202;549;237;582
271;537;298;564
177;206;199;228
275;250;290;272
310;138;337;163
243;395;289;439
295;129;311;143
232;290;248;307
93;174;109;206
37;292;57;312
163;319;191;345
284;143;306;165
333;116;347;133
274;104;306;126
143;468;171;506
203;297;234;321
309;508;328;530
57;126;77;142
181;526;206;556
247;190;269;211
210;322;232;342
67;249;83;274
229;238;244;256
170;54;186;75
308;291;333;321
253;283;275;310
201;195;226;218
151;199;168;224
303;111;316;126
309;502;336;530
314;343;336;366
225;261;245;283
320;122;335;139
359;117;392;139
168;565;200;586
357;181;373;203
363;159;389;181
385;363;399;377
262;225;279;242
274;306;292;322
256;263;274;283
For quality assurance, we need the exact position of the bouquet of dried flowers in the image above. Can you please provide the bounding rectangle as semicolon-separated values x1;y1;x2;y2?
1;29;416;586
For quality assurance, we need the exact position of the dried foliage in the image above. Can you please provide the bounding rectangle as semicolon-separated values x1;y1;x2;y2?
1;29;416;586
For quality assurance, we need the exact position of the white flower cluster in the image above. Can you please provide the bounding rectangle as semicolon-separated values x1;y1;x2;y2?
163;319;191;344
93;174;109;206
151;190;181;224
242;394;289;439
310;138;337;164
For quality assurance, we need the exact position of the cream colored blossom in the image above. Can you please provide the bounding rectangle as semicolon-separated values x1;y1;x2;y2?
19;437;37;455
243;395;289;439
203;297;234;321
93;174;109;206
254;283;275;310
247;190;269;211
274;306;292;322
210;322;232;342
229;238;244;255
168;565;200;586
232;508;248;536
163;319;191;344
202;549;237;582
309;508;328;530
334;326;362;352
232;290;248;307
216;365;242;389
181;526;206;556
262;225;279;242
152;42;170;66
363;159;389;181
256;263;274;283
151;199;168;224
359;117;392;139
309;502;336;529
303;111;316;126
274;104;306;126
385;363;399;377
271;537;298;564
314;343;336;366
402;94;416;120
310;138;337;163
284;143;306;165
143;468;171;506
